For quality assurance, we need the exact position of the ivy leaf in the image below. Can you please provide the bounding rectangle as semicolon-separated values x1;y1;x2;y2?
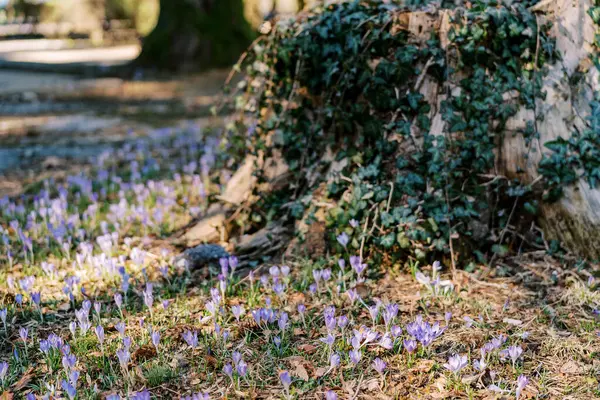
381;212;395;227
491;244;509;256
380;233;396;248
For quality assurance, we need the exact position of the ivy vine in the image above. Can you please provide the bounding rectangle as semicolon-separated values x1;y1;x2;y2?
231;0;560;265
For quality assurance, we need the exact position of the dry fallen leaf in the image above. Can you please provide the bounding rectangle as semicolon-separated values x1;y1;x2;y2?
434;375;448;392
365;378;381;392
560;360;584;375
133;366;146;382
132;344;157;362
205;354;219;370
314;367;328;378
297;343;317;354
414;359;435;372
461;374;479;385
288;292;306;305
294;363;309;381
342;379;357;396
11;367;33;391
287;356;310;381
503;318;522;326
0;392;13;400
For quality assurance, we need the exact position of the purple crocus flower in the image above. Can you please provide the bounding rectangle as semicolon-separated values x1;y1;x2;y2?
61;379;77;399
114;293;123;309
40;339;50;354
19;276;34;293
279;370;291;390
69;370;80;385
444;354;468;374
445;312;452;324
372;358;386;374
69;321;77;338
228;256;238;273
403;339;417;353
337;315;349;329
0;361;8;382
15;294;23;306
143;283;153;309
325;390;338;400
349;256;367;275
95;325;105;345
391;325;403;337
232;305;244;321
122;336;132;350
159;265;169;278
349;349;362;365
260;275;269;288
320;333;335;347
131;390;151;400
312;269;322;284
151;330;160;350
121;274;130;294
182;330;198;349
297;304;306;315
336;232;349;247
368;305;379;323
223;363;233;378
31;292;41;306
382;303;398;327
269;266;280;278
321;354;336;370
278;312;289;331
219;257;229;276
473;356;487;371
62;353;76;370
502;345;523;368
116;321;126;337
19;327;28;342
378;334;393;350
116;348;130;369
346;289;359;304
273;282;286;296
232;351;242;366
516;374;529;399
237;360;248;377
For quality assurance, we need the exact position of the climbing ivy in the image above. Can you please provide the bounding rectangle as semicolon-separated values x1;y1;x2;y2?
231;0;556;265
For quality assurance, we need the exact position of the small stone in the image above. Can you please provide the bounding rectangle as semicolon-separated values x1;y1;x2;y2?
174;244;229;270
42;156;64;170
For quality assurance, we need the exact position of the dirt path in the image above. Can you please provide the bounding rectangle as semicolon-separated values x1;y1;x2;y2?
0;66;230;197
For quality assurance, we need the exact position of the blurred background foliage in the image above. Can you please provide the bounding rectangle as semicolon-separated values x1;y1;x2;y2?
0;0;312;70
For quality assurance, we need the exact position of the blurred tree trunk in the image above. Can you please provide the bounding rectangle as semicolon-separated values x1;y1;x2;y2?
136;0;255;71
244;0;265;29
